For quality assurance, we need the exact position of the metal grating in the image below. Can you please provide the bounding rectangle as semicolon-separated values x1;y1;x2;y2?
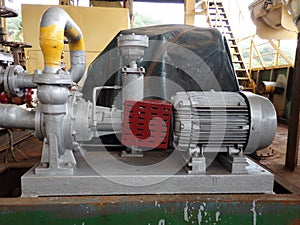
122;99;172;149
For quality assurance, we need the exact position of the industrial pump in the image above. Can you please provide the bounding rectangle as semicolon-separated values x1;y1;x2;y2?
0;7;277;196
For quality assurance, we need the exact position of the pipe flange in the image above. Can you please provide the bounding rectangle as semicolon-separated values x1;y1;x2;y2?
4;65;25;97
34;108;44;140
33;72;73;85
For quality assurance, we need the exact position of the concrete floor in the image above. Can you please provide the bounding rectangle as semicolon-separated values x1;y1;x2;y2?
257;123;300;194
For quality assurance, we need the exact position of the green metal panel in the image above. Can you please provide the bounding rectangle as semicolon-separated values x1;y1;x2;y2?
260;70;272;82
273;68;290;81
0;194;300;225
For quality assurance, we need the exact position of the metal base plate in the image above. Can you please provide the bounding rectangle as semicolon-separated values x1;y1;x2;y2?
21;151;274;197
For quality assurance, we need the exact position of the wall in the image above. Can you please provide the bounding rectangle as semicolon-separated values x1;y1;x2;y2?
22;4;129;78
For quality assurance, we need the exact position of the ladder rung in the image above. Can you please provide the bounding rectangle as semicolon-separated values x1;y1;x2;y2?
209;12;226;15
228;40;237;44
211;19;228;22
230;45;238;48
208;6;224;10
216;24;230;28
233;60;244;64
235;69;247;72
208;1;223;5
208;3;224;7
237;77;250;80
227;38;235;41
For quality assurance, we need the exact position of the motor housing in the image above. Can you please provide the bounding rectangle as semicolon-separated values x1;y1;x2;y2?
171;91;277;155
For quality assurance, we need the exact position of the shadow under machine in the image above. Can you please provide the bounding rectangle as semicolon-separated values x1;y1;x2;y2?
0;7;277;197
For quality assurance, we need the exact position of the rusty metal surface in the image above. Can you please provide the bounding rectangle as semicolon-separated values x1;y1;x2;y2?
0;130;33;153
285;32;300;171
0;194;300;225
257;123;300;194
0;194;299;205
0;130;42;163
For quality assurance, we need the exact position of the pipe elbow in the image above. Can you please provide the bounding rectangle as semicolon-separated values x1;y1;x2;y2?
40;7;86;83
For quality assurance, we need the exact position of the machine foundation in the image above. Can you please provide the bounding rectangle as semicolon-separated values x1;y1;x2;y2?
21;150;274;197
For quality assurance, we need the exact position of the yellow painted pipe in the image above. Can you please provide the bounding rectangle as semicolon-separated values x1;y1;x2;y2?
40;24;64;68
40;7;86;82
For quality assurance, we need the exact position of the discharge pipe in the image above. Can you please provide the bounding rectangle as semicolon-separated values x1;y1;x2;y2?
39;7;86;82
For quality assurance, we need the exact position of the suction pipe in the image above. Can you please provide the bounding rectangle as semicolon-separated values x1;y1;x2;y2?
0;105;35;130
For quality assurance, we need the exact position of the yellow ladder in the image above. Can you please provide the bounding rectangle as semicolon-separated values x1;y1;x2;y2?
206;0;256;92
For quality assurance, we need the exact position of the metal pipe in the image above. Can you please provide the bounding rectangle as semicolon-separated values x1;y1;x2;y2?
256;81;284;94
0;104;35;129
92;86;121;124
39;7;86;83
15;73;38;89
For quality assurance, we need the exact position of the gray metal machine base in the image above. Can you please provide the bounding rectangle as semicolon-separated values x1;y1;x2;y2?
21;151;274;197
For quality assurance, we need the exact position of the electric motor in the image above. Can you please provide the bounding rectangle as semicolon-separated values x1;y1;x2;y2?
171;91;277;154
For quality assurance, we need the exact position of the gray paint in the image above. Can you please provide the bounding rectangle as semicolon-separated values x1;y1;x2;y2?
21;152;274;197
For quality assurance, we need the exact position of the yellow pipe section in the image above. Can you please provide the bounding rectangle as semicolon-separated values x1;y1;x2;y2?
39;7;86;82
66;26;85;51
40;24;64;68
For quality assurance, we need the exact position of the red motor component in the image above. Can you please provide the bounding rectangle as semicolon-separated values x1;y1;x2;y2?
122;99;172;149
